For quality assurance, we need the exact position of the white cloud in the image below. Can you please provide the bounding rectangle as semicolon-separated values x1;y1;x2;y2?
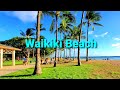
95;32;108;37
4;11;37;22
113;38;120;41
88;31;93;35
112;43;120;48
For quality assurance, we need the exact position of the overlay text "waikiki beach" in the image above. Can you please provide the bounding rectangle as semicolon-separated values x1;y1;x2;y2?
25;39;97;48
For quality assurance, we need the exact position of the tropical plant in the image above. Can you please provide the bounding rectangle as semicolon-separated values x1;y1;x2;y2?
85;11;103;61
33;11;55;75
77;11;84;66
20;28;35;60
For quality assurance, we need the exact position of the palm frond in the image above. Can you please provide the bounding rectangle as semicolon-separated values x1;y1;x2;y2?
50;19;55;33
93;23;103;26
20;30;26;36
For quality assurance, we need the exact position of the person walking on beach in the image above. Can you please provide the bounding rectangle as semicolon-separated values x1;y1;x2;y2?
107;58;109;60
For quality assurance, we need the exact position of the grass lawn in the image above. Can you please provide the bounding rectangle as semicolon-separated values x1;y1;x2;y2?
3;58;35;66
3;60;23;66
0;60;120;79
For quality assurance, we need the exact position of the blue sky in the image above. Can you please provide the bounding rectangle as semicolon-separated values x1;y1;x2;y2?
0;11;120;56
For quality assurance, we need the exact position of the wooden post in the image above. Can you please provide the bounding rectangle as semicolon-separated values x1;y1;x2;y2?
12;50;15;66
0;49;3;68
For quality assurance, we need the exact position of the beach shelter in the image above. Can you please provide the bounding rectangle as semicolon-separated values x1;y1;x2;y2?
0;44;21;68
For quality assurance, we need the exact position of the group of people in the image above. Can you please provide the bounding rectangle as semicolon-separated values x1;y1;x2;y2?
22;56;55;65
40;57;55;65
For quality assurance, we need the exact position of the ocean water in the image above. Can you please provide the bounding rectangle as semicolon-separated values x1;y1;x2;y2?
61;56;120;60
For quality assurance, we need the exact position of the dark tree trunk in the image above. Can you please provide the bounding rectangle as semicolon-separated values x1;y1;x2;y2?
78;11;84;66
86;24;89;61
64;40;65;60
32;49;34;58
73;48;75;60
60;32;62;60
69;48;71;60
66;48;67;58
33;11;42;75
54;12;59;67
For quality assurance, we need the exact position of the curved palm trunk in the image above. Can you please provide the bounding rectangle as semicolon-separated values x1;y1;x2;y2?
78;11;84;66
54;12;58;67
33;11;42;75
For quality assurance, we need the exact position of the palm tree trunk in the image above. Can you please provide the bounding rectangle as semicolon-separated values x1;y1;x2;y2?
69;48;71;60
44;50;45;61
26;49;30;62
66;48;67;58
58;49;59;61
54;12;58;67
86;20;89;62
78;11;84;66
60;32;62;60
64;40;65;60
73;48;75;60
33;11;42;75
32;49;34;58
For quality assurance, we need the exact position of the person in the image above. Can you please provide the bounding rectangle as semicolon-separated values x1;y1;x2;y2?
41;58;43;65
45;58;48;64
107;58;109;60
16;56;20;61
50;58;52;64
23;56;28;65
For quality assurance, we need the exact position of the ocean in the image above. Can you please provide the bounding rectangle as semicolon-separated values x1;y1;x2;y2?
61;56;120;60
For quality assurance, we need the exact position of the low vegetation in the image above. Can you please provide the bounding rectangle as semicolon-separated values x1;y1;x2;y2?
1;60;120;79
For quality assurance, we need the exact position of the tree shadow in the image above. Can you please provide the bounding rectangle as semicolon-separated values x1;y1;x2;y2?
73;65;81;66
1;74;33;78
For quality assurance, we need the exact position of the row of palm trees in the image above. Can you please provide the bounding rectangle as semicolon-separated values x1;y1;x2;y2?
23;11;103;75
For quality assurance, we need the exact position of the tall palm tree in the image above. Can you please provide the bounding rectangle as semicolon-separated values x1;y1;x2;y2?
78;11;84;66
50;11;76;67
58;13;75;60
32;24;46;58
69;26;79;61
50;11;61;67
33;11;54;75
85;11;103;61
69;25;85;64
33;11;42;75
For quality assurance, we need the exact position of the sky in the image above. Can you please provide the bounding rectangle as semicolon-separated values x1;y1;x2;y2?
0;11;120;56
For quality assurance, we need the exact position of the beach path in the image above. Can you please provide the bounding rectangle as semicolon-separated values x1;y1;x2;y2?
0;64;34;76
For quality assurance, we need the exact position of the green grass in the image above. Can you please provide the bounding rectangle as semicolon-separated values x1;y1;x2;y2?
0;60;120;79
3;58;35;66
0;64;93;79
3;60;23;66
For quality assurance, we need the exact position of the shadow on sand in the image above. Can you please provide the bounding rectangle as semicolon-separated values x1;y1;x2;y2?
1;74;33;78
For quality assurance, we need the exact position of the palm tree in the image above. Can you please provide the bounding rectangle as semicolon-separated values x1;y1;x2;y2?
20;28;35;61
32;11;55;75
78;11;84;66
69;24;85;64
50;11;76;67
85;11;103;61
32;24;46;58
69;26;79;61
33;11;42;75
58;13;75;60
